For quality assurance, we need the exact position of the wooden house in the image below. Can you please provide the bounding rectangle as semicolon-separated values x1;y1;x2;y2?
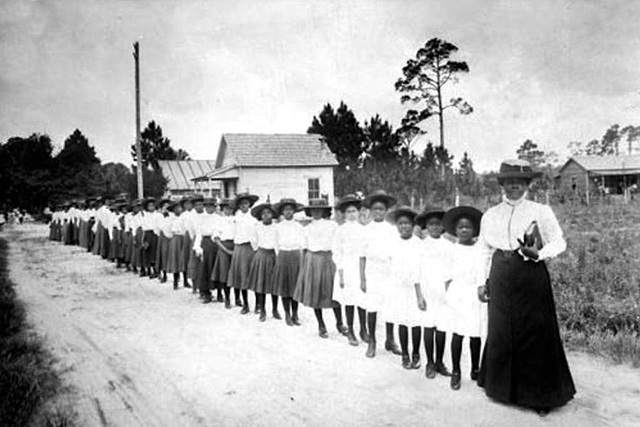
192;134;338;204
556;155;640;195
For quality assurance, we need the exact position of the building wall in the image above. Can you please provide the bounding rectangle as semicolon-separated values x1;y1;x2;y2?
557;160;592;192
237;166;335;204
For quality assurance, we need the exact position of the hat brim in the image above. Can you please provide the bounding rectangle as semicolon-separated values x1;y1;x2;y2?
251;203;276;219
274;202;304;216
387;206;418;224
336;198;362;212
496;171;542;181
303;206;333;217
363;194;397;209
442;206;483;237
235;194;259;207
415;210;445;228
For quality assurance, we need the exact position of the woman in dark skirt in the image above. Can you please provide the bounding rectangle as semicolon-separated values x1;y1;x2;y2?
293;199;347;339
477;160;576;415
165;201;188;289
228;193;259;314
247;203;278;321
155;199;172;282
194;198;220;303
212;199;236;308
272;198;305;326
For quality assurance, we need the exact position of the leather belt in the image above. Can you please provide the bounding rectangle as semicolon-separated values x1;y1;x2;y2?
496;249;518;257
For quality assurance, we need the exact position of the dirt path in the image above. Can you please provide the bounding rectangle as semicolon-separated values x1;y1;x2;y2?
5;224;640;427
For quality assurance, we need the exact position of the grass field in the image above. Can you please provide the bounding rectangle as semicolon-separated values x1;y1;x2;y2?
0;238;76;426
550;199;640;366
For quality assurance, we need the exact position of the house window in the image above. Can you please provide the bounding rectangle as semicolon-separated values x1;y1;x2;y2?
308;178;320;201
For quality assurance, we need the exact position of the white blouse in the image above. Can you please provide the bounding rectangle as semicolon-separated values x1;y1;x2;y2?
233;210;257;248
169;214;188;236
478;197;566;277
362;220;397;263
305;219;337;252
421;235;455;283
276;219;306;251
256;222;277;250
217;215;235;241
332;220;365;271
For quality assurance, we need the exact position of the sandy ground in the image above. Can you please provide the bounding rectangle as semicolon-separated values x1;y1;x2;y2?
4;223;640;427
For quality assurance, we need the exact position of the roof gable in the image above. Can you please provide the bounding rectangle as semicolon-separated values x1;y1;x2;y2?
157;160;217;190
217;133;338;168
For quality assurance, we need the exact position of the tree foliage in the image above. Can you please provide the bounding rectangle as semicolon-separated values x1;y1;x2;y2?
395;38;473;148
569;124;640;156
131;121;190;170
516;139;546;167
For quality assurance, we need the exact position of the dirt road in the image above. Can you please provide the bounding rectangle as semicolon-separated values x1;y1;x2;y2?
5;224;640;426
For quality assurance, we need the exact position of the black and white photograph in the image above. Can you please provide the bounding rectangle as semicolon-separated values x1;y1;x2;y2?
1;0;639;426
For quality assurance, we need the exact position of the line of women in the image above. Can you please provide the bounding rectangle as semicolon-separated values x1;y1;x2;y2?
48;159;576;416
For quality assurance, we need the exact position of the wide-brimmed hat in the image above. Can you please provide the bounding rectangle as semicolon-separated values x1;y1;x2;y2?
131;198;143;208
234;192;259;207
443;206;483;237
415;206;446;228
496;159;542;182
363;190;397;209
251;203;276;220
218;198;234;209
335;194;362;212
190;194;205;204
273;198;304;216
142;197;156;208
387;205;418;224
203;198;217;207
303;198;333;217
157;198;171;206
167;200;183;212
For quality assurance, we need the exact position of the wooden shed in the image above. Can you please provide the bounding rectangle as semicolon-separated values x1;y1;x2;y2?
193;134;338;204
556;155;640;195
156;160;221;199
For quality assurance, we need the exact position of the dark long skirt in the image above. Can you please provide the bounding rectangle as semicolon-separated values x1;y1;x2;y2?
247;248;276;294
142;230;157;268
123;231;133;262
49;222;56;240
132;228;143;268
212;240;234;286
272;250;302;298
108;228;119;260
228;243;255;290
478;251;576;409
293;251;336;309
63;222;73;245
156;234;170;271
87;219;95;251
195;237;218;292
166;235;185;273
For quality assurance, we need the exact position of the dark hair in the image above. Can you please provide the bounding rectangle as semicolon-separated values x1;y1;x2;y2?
338;201;360;213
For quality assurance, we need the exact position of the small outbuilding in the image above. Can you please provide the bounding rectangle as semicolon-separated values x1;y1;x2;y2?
193;133;338;205
157;160;221;199
556;155;640;195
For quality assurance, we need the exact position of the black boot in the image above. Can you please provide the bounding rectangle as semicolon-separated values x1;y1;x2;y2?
347;327;359;346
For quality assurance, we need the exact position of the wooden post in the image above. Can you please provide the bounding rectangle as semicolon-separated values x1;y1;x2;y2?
585;172;590;205
133;42;143;199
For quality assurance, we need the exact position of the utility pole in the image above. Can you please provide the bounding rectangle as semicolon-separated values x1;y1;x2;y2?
133;42;143;199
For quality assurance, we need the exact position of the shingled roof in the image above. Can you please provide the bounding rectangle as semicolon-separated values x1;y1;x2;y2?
561;155;640;175
215;134;338;169
157;160;218;190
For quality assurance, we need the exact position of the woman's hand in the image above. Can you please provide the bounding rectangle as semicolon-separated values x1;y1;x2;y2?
418;295;427;311
360;277;367;293
518;237;540;260
477;285;490;303
339;270;345;288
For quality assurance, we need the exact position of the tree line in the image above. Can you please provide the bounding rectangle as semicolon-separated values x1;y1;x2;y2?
0;121;187;212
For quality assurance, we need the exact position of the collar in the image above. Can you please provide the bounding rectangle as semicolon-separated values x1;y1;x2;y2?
503;192;528;207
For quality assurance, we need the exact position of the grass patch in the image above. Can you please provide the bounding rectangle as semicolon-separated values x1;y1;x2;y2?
0;238;76;426
550;200;640;367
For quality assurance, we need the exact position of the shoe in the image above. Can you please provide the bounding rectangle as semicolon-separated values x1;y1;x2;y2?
160;276;167;283
435;362;452;377
285;313;294;326
254;306;260;315
272;310;282;320
337;324;348;336
402;355;412;369
425;363;436;379
235;298;242;307
359;329;370;344
292;315;301;326
534;407;550;417
385;340;402;356
347;329;359;346
470;368;479;381
140;271;147;277
217;294;224;303
184;282;191;288
366;341;376;358
450;372;461;390
240;304;250;315
225;299;232;309
202;296;212;304
318;325;329;339
259;310;267;322
191;288;197;294
411;354;421;370
173;283;178;290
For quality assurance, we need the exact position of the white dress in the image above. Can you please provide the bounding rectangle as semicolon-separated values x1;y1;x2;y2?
383;235;423;326
421;236;454;330
361;220;396;312
445;243;486;337
332;220;366;307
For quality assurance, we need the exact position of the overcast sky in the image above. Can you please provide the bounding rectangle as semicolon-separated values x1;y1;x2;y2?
1;0;639;171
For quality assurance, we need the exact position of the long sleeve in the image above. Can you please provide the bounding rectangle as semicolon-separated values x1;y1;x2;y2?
537;205;567;261
477;215;494;280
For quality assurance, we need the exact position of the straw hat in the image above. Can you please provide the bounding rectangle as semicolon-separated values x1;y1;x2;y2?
443;206;483;237
363;190;397;209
